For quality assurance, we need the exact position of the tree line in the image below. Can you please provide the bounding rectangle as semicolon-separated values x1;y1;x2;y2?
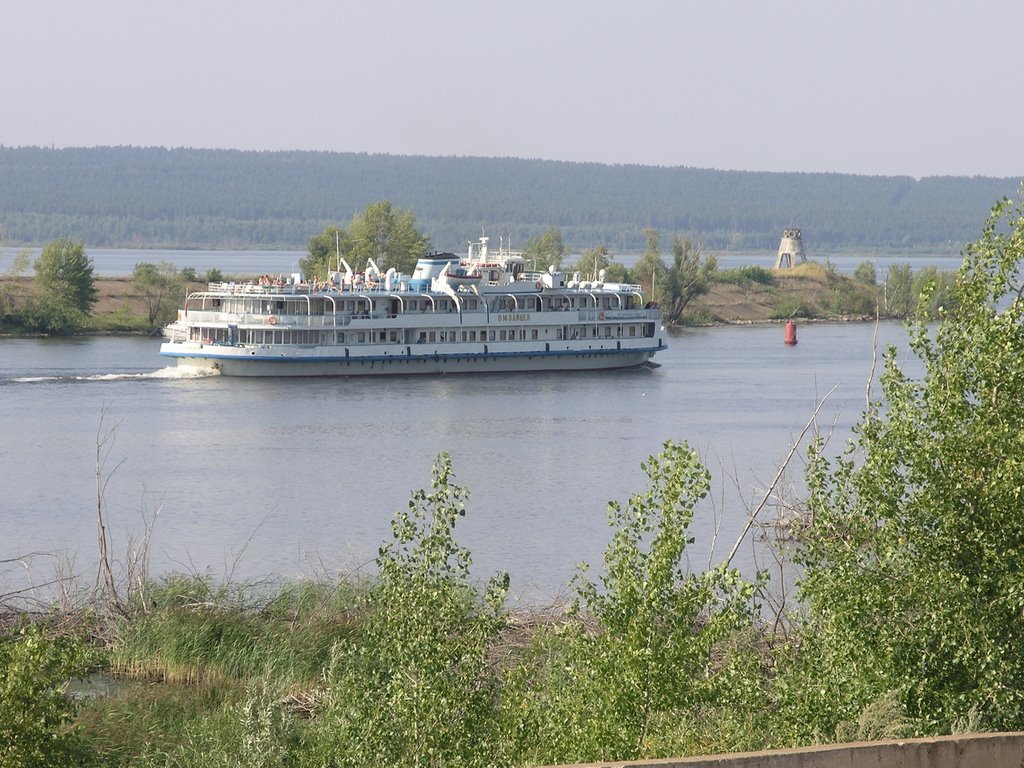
1;146;1019;252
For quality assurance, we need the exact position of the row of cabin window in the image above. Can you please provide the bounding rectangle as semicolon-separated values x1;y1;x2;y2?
193;325;646;345
220;295;633;315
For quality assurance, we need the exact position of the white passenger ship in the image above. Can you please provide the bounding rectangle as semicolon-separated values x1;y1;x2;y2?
159;236;666;376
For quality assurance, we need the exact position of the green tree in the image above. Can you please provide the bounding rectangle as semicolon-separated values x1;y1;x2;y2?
303;203;429;279
521;226;566;271
852;259;877;286
0;247;31;321
25;236;97;332
348;200;430;275
301;224;351;279
794;193;1024;738
632;228;668;299
0;625;90;767
131;260;185;325
910;265;959;319
660;237;717;324
642;227;660;257
883;262;913;317
573;245;612;281
316;453;509;767
602;262;629;283
505;442;755;765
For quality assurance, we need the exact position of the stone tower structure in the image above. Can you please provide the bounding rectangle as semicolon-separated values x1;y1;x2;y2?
774;228;805;269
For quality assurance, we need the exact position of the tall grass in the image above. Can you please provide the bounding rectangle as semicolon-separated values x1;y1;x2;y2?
714;265;777;286
109;574;369;689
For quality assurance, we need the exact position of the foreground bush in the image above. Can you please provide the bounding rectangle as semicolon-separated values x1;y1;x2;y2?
501;441;758;765
795;193;1024;737
312;452;509;768
0;624;90;767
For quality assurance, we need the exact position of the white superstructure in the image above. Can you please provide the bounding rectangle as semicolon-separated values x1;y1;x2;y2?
159;236;666;376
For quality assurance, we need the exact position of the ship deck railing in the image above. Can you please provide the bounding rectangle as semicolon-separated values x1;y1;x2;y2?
522;273;643;293
201;278;646;297
204;282;408;296
175;307;659;328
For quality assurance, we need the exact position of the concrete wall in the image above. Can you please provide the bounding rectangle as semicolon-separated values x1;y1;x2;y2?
560;732;1024;768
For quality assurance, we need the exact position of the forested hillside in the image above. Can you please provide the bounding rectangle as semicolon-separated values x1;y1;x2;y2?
0;146;1018;252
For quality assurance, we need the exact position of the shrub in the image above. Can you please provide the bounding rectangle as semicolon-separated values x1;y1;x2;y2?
852;260;877;286
313;453;509;767
504;441;756;765
826;280;878;317
0;625;91;768
796;194;1024;736
26;237;97;333
770;296;814;319
715;265;775;286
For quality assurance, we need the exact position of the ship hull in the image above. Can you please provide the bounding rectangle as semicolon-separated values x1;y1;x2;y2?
159;342;662;377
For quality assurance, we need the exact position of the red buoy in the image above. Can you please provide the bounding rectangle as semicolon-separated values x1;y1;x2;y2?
784;320;798;346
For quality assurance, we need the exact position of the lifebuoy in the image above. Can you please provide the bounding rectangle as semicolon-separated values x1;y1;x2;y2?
267;315;278;325
535;280;543;290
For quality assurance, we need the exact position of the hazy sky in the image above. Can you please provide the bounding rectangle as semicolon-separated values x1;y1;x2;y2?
3;0;1022;179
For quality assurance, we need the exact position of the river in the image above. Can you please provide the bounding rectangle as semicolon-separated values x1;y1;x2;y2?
0;318;918;603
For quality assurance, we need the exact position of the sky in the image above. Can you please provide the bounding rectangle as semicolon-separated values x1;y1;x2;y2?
3;0;1023;179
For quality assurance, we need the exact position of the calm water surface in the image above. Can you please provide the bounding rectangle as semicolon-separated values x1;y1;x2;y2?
0;322;915;599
